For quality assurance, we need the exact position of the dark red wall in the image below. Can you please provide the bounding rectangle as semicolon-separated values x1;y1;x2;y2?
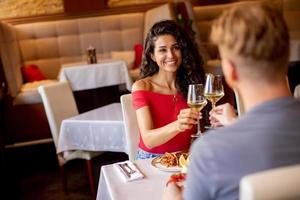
63;0;107;13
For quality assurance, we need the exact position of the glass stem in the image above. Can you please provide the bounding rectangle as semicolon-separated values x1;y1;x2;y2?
207;102;216;129
212;102;216;109
197;119;202;136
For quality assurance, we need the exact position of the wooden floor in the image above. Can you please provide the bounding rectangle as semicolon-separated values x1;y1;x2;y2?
2;143;128;200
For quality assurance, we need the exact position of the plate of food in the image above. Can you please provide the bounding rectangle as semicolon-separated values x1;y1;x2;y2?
151;152;189;172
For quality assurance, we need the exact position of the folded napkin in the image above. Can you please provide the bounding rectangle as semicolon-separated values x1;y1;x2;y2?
114;161;144;182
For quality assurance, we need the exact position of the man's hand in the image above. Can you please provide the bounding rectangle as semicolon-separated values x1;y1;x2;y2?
209;103;237;127
162;182;183;200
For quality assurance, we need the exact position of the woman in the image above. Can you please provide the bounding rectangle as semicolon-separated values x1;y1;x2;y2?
132;20;205;159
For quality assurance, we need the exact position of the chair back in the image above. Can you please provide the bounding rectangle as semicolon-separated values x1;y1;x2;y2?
240;164;300;200
143;3;175;41
120;94;139;161
294;84;300;99
234;89;245;116
38;82;78;148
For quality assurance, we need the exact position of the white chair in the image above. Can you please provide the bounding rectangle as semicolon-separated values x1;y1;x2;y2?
38;82;101;198
240;164;300;200
234;89;245;116
143;3;175;41
294;84;300;99
120;94;139;161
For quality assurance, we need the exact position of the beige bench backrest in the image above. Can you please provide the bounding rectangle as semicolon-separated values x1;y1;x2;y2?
0;13;145;97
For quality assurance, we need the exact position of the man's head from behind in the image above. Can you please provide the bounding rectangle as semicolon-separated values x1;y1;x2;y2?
211;3;290;88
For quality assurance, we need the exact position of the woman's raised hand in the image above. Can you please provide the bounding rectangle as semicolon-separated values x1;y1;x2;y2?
176;108;201;132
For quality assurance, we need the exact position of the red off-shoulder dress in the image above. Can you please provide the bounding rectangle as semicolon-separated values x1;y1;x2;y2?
132;90;196;154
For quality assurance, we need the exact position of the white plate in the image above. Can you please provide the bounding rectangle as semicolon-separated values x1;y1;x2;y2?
151;157;181;172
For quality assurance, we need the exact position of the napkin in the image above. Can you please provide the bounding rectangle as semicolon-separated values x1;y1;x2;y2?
114;161;144;182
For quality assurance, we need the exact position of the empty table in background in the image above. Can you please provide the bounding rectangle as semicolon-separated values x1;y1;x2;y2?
57;103;126;157
58;60;133;91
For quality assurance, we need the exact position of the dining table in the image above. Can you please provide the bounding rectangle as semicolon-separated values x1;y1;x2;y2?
58;59;133;91
57;103;127;157
97;158;175;200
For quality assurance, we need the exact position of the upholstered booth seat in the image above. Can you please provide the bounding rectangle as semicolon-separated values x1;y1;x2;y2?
12;80;58;105
191;0;300;114
0;3;174;147
0;12;145;104
192;0;300;71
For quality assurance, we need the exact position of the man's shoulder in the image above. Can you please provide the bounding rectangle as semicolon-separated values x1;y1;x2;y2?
253;97;300;114
191;127;237;154
191;120;256;153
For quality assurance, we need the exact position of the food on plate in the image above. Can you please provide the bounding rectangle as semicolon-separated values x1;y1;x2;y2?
154;152;189;168
179;154;190;173
166;173;186;187
178;154;187;168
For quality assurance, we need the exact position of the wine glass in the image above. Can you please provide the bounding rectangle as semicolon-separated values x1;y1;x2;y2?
187;84;207;138
204;74;224;128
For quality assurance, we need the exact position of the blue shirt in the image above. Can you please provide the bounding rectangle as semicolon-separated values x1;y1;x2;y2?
184;97;300;200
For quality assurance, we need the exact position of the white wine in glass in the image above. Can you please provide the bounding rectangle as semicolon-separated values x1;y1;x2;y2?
187;101;207;113
204;74;224;109
204;93;224;108
204;74;224;128
187;84;207;137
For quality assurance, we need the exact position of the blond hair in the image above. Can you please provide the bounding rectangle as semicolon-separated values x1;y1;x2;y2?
211;3;289;80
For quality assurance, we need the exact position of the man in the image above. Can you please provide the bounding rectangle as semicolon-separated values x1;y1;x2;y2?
163;3;300;200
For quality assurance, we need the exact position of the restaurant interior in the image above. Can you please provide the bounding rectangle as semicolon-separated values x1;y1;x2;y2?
0;0;299;199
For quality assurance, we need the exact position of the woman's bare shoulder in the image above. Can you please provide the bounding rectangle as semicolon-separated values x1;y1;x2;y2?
132;78;151;92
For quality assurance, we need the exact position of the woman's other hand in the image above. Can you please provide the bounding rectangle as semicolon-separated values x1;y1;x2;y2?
177;108;200;132
209;103;237;127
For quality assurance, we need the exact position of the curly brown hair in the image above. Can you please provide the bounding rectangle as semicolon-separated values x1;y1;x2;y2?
140;20;205;98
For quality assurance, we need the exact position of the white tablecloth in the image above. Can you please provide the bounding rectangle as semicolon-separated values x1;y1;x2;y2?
97;158;171;200
57;103;126;155
58;60;132;91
